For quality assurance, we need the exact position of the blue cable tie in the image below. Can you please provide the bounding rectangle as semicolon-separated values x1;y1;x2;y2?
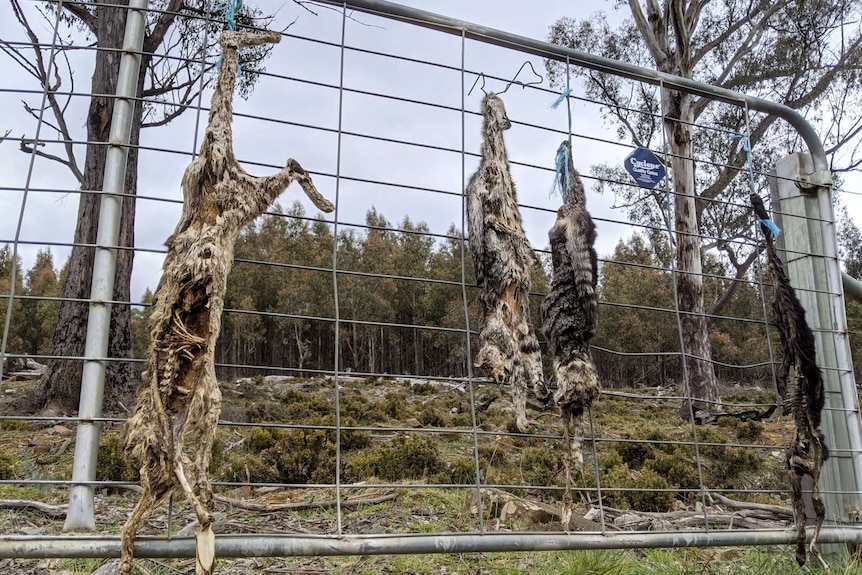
553;142;571;200
222;0;242;31
550;88;572;109
759;218;781;237
551;88;573;198
731;133;758;201
216;0;244;77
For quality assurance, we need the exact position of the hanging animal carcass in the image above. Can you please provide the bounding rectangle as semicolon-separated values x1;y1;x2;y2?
465;92;545;432
119;31;334;575
750;192;827;567
541;140;600;469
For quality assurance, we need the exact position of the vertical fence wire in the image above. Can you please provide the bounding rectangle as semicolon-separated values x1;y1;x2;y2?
744;103;788;451
0;2;65;384
460;29;486;534
331;1;349;536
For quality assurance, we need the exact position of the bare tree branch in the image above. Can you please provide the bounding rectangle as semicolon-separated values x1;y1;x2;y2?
0;42;41;82
670;0;691;67
786;37;862;110
710;4;782;87
825;120;862;156
586;71;648;148
9;0;84;184
691;0;773;68
142;79;211;129
698;112;779;210
19;138;84;182
143;0;183;53
56;0;97;35
708;243;762;316
629;0;669;67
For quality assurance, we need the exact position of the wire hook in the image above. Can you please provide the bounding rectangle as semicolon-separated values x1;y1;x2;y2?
499;61;543;94
467;73;487;97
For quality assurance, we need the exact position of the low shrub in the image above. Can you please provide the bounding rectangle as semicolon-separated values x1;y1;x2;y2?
96;433;138;482
347;433;443;482
0;445;20;480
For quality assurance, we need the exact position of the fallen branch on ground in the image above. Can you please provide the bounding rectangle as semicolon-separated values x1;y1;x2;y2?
214;491;398;513
0;499;68;518
709;492;793;518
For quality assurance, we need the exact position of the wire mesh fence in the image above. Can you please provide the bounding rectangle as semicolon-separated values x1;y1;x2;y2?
0;0;860;569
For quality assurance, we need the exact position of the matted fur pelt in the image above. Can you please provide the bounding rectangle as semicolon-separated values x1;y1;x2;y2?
750;192;827;567
541;140;600;468
119;31;334;575
465;92;545;432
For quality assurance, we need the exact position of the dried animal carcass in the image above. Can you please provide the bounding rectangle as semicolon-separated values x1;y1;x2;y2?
750;192;827;567
119;31;334;575
541;140;599;469
465;92;545;432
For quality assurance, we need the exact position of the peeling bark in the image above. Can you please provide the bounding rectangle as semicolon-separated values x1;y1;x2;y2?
663;87;720;416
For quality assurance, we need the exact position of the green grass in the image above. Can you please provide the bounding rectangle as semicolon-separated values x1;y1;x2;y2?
314;548;861;575
31;548;862;575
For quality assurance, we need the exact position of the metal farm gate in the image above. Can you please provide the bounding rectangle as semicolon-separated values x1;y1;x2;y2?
0;0;861;569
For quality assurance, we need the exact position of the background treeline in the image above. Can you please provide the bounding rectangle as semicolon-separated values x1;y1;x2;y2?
3;203;861;389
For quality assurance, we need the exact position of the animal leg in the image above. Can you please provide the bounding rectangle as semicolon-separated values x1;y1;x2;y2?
561;410;573;531
119;483;169;575
789;468;807;567
569;413;585;469
519;331;546;402
191;384;220;511
510;360;529;432
256;159;334;213
174;453;216;575
174;452;211;527
810;470;826;561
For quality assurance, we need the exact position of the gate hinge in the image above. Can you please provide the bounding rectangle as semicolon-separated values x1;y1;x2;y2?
796;169;833;191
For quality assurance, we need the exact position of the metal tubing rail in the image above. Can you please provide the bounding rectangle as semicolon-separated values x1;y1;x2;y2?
2;528;862;559
63;0;150;532
845;272;862;303
318;0;830;187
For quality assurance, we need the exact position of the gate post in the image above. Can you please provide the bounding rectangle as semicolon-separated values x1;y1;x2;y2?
64;0;149;531
770;153;862;548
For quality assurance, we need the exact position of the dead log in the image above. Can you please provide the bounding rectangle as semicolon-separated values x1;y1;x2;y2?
214;491;398;513
119;30;333;575
466;487;608;532
693;404;777;425
0;498;67;518
709;492;793;518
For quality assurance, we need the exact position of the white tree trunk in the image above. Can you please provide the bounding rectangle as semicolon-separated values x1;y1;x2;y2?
663;88;720;413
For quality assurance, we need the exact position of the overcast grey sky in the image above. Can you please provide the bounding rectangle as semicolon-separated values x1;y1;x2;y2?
0;0;859;303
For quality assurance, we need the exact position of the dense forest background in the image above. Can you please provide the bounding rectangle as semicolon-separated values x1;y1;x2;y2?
1;201;860;390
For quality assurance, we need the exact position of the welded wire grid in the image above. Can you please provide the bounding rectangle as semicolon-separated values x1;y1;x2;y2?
0;0;859;561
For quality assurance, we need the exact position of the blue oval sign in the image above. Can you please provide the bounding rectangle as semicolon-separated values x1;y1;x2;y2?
624;147;667;189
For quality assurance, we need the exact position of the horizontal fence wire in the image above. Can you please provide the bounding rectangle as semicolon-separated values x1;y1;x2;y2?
0;0;859;566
